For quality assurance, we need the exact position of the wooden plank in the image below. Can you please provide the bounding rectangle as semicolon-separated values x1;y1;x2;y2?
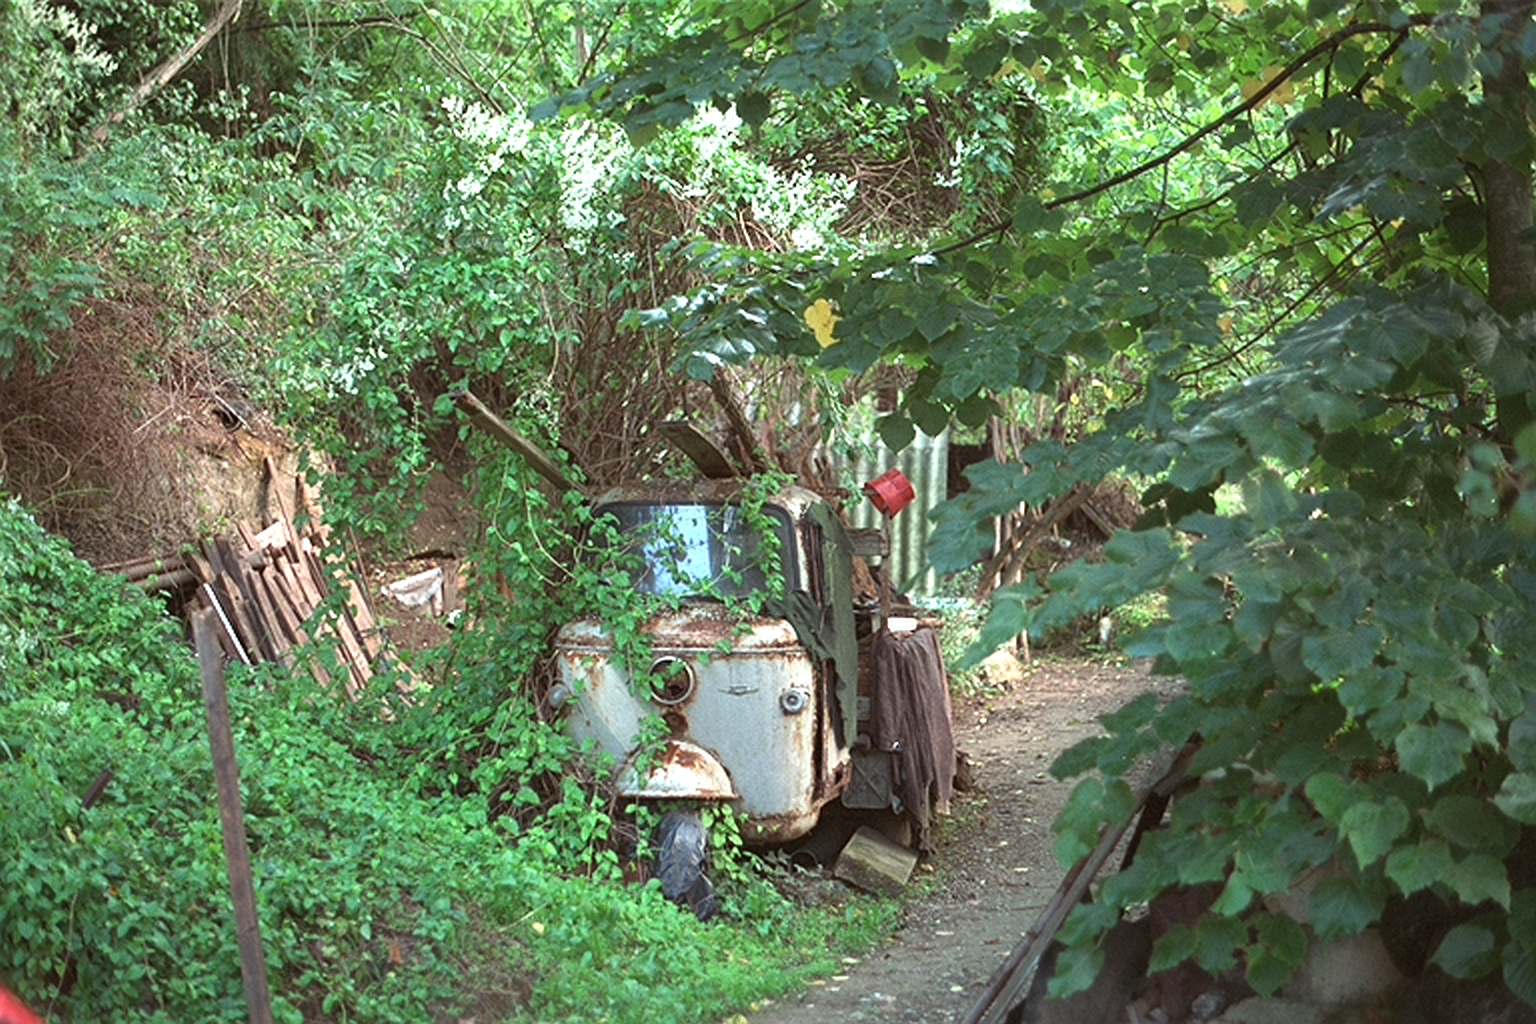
203;537;227;578
657;420;741;479
262;458;305;565
450;388;583;495
259;566;330;687
195;588;241;663
263;455;294;523
185;549;215;584
278;534;325;612
251;520;287;552
200;583;252;666
99;551;184;580
336;567;382;661
192;609;276;1024
256;566;304;648
225;537;274;662
217;538;276;663
296;474;331;546
245;567;292;661
235;521;261;553
304;548;371;695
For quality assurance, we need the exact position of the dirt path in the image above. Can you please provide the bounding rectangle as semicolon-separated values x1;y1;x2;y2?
746;655;1162;1024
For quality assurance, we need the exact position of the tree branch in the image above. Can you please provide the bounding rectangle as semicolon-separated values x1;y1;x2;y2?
932;17;1436;259
88;0;245;145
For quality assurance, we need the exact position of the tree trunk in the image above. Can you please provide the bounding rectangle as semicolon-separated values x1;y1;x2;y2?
1482;0;1536;441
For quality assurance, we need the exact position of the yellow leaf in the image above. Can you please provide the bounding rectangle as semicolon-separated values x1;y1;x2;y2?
1223;0;1248;13
804;298;841;348
1242;67;1295;109
1218;315;1235;337
1265;66;1296;105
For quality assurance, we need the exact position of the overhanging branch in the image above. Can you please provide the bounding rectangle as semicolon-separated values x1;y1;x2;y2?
932;17;1437;258
88;0;245;145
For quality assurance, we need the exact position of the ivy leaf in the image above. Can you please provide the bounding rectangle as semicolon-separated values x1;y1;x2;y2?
1434;923;1500;979
1012;195;1064;235
1100;692;1159;735
1302;623;1383;682
1053;778;1107;867
1194;915;1248;973
914;34;951;64
1395;721;1472;791
1508;699;1536;772
1425;795;1519;856
955;393;996;428
1447;853;1510;909
1506;934;1536;1010
962;36;1010;78
1149;925;1197;974
877;414;916;452
1045;940;1104;999
1308;876;1384;942
1338;797;1409;868
1245;913;1309;996
736;90;771;127
1385;838;1456;895
1304;773;1355;823
1494;772;1536;825
856;57;900;104
916;300;957;342
958;583;1040;667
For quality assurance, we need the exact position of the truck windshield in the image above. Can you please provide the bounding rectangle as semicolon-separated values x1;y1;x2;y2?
598;502;796;599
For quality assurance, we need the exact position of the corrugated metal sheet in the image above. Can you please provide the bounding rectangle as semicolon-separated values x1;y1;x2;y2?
841;428;949;596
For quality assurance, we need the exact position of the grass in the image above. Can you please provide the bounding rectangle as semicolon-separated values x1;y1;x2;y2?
496;869;906;1023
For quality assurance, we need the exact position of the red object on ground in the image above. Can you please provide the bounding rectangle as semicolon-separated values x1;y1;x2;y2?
0;986;43;1024
864;469;915;517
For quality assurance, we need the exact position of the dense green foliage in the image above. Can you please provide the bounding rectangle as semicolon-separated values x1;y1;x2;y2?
0;497;900;1021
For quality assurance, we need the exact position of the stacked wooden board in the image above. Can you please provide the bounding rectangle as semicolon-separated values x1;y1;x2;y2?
99;471;387;698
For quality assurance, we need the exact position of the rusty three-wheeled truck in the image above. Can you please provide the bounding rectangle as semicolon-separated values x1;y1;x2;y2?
452;391;954;918
550;476;955;917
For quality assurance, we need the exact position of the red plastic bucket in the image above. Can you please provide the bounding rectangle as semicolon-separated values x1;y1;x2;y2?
864;469;915;517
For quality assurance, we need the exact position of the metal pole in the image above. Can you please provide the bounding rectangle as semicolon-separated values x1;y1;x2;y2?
194;609;275;1024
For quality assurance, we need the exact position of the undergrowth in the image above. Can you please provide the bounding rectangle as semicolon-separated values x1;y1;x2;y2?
0;494;901;1023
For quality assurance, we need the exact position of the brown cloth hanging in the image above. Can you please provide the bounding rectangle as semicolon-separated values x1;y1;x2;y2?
871;626;955;845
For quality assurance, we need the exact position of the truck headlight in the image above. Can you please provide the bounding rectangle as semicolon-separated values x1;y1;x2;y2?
649;657;696;706
779;689;809;715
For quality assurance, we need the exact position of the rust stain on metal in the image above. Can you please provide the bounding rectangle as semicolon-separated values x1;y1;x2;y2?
664;743;705;771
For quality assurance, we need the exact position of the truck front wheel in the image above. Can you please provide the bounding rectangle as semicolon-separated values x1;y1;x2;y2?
655;809;717;921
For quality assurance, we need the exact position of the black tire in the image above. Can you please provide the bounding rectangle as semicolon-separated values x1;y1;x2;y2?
655;810;717;921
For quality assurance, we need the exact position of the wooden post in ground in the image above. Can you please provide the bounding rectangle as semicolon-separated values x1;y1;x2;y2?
193;609;275;1024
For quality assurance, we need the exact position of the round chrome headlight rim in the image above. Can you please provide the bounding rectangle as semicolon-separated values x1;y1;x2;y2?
648;656;697;705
